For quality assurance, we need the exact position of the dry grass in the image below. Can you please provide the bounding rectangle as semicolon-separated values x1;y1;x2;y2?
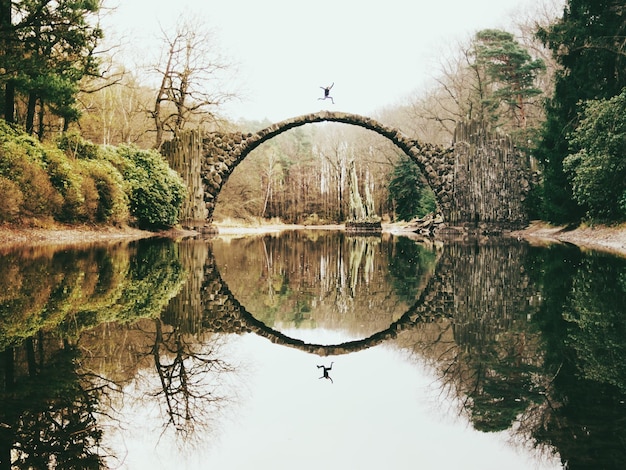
0;223;154;252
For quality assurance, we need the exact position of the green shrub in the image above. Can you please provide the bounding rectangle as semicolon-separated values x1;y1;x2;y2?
0;140;63;218
0;122;186;228
40;147;87;222
79;159;129;225
105;145;186;229
78;173;100;222
564;90;626;222
57;132;99;160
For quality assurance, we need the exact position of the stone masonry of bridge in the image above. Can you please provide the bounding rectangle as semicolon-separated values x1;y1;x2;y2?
162;111;531;230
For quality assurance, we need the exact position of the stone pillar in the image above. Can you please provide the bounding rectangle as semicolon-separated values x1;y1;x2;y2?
161;130;210;231
450;121;530;230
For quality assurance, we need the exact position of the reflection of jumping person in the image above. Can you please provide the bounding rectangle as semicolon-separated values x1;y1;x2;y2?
317;362;334;383
318;83;335;104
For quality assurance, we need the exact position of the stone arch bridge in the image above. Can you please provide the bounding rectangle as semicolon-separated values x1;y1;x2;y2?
163;111;532;229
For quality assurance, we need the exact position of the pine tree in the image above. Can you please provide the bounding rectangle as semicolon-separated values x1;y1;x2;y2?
473;29;545;130
0;0;102;136
387;156;435;222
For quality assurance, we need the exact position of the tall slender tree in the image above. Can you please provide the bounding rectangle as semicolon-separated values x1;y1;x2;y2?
408;28;546;145
0;0;15;123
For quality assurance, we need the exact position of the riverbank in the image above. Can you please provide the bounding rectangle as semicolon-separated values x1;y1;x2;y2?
510;221;626;257
0;223;195;252
1;221;625;257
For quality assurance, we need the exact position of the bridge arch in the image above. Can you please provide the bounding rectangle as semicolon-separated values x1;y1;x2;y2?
163;112;531;230
200;111;455;223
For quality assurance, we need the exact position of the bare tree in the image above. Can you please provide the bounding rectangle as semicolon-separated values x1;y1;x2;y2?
401;2;561;146
315;137;350;222
260;150;282;218
78;65;155;146
149;318;235;440
151;16;236;150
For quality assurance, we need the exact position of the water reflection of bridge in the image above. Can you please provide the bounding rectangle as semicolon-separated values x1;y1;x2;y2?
165;236;539;357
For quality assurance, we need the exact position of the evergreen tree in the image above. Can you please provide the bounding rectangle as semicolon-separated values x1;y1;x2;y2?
473;29;545;131
0;0;102;136
534;0;626;223
387;156;435;221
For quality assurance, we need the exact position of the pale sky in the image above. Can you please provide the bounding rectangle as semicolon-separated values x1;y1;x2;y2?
103;0;559;123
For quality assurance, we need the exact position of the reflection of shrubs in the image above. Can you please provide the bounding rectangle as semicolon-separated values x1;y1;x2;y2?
0;240;186;349
565;255;626;393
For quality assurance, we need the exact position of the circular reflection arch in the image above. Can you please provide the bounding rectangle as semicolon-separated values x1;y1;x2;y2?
205;246;452;356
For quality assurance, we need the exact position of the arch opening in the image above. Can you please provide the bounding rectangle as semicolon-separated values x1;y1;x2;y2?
208;111;451;225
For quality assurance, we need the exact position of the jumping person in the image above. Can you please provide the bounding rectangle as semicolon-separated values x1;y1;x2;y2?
318;83;335;104
317;362;334;383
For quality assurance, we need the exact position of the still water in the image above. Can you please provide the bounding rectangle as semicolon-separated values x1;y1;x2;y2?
1;230;625;469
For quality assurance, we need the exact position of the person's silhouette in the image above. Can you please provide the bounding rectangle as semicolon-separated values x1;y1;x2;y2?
317;362;334;383
318;83;335;104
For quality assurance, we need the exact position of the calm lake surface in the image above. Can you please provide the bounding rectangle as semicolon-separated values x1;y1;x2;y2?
1;230;625;469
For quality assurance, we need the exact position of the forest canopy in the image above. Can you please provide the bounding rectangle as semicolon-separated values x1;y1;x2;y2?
1;0;625;226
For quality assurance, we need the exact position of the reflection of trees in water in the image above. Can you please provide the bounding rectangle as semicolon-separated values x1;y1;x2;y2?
398;240;545;429
526;245;626;468
162;240;211;335
0;239;235;467
562;253;626;392
1;340;106;469
397;240;626;467
0;240;188;350
446;241;546;433
212;231;437;336
76;317;237;455
2;235;626;468
387;235;438;302
147;317;235;439
347;236;378;296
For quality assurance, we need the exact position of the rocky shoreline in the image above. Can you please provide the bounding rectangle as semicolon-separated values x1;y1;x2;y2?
0;221;625;257
0;224;194;252
510;221;626;257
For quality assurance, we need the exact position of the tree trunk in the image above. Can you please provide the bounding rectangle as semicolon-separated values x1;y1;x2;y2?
26;93;37;134
0;0;14;123
0;349;13;470
37;98;45;140
3;81;14;123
